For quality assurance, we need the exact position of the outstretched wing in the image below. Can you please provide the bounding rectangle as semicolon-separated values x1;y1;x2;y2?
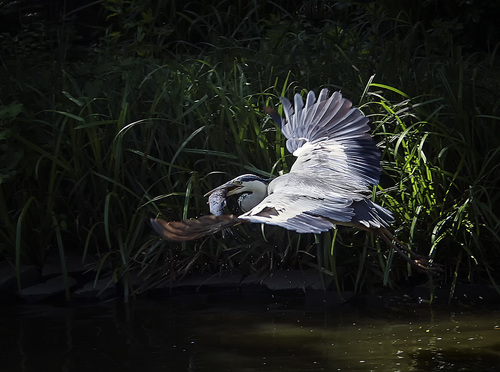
240;89;392;232
281;89;381;187
151;215;243;241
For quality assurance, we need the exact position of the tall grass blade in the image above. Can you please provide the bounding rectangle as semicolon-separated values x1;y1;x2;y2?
15;196;36;290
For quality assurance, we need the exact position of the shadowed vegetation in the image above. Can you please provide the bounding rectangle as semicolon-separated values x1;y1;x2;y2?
0;0;499;300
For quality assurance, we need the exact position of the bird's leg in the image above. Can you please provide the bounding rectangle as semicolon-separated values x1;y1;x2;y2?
376;228;442;273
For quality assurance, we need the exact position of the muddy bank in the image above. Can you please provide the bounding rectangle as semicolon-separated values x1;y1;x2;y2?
1;259;499;308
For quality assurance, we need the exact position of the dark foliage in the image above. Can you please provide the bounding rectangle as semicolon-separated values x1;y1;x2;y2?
0;0;499;299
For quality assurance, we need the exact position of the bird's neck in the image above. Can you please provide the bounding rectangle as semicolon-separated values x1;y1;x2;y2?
239;182;268;212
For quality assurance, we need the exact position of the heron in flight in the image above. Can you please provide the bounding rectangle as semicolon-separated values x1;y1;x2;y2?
151;89;435;271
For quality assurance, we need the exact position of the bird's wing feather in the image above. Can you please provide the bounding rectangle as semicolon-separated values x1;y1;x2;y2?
279;89;381;188
240;89;391;233
151;215;243;241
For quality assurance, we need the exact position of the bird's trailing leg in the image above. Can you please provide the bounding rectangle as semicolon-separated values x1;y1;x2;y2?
376;228;441;273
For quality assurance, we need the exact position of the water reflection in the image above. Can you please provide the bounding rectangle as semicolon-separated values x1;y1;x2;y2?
1;294;499;371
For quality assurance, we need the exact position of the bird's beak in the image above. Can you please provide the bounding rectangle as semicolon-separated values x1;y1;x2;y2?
204;181;242;197
226;186;244;197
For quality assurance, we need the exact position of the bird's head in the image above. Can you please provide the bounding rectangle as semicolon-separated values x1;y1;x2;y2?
205;174;271;212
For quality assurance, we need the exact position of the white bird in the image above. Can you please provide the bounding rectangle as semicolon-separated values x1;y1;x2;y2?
151;89;436;271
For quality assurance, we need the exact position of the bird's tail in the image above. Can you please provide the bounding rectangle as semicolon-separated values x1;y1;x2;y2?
376;228;442;273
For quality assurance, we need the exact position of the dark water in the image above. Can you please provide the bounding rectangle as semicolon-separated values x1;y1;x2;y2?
1;293;499;371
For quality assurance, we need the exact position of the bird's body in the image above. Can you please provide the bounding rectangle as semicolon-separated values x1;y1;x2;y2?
151;88;437;271
242;171;393;233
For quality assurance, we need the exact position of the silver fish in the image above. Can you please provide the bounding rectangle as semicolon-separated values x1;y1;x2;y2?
208;188;227;216
207;188;232;238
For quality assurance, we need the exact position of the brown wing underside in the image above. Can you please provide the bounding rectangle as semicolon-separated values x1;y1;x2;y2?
150;214;244;241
